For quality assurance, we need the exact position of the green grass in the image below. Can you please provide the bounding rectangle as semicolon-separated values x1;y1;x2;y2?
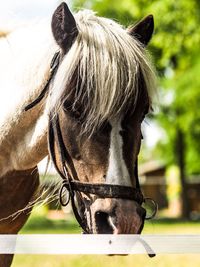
11;208;200;267
12;254;200;267
20;214;80;234
143;218;200;234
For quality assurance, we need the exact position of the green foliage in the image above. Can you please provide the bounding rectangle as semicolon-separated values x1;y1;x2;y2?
72;0;200;174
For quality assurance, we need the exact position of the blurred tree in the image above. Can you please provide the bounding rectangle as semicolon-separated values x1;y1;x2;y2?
72;0;200;218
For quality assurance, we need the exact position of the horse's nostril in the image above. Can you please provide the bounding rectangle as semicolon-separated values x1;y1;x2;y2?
137;207;146;220
95;211;114;234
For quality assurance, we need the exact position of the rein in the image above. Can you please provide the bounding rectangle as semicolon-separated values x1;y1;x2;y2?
24;51;158;234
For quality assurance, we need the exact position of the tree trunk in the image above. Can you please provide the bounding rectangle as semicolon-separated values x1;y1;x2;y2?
176;128;190;219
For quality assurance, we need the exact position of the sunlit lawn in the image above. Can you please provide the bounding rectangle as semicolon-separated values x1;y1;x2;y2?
12;207;200;267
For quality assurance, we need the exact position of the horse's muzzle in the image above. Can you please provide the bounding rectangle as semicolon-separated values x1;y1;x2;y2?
86;198;145;234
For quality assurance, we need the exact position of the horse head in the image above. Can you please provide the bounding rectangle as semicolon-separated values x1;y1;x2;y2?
48;2;156;234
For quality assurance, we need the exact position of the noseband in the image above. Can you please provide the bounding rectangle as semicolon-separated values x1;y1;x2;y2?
24;51;157;234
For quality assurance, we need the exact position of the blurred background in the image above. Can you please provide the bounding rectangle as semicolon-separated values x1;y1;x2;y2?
1;0;200;266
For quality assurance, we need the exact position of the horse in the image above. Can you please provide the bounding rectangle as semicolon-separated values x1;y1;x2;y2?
0;2;156;266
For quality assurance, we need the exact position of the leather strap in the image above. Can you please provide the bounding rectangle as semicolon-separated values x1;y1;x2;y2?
60;180;144;203
24;51;61;111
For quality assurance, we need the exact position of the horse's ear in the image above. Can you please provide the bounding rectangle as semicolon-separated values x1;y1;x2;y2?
51;2;78;53
127;15;154;46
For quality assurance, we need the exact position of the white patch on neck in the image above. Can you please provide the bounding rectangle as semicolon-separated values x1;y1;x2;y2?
106;118;131;186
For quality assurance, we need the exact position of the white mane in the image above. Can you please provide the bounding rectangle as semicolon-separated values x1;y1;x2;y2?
49;10;156;133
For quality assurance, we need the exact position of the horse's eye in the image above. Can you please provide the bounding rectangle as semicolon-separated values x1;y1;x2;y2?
67;109;81;119
72;110;81;119
63;100;72;111
63;101;81;119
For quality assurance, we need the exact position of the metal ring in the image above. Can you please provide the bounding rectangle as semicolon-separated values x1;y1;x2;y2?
63;165;74;198
59;183;70;207
144;197;158;220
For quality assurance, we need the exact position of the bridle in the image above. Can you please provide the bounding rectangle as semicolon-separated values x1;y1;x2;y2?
24;51;158;234
48;113;147;233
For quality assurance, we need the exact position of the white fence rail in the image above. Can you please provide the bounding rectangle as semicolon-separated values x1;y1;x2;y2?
0;235;200;255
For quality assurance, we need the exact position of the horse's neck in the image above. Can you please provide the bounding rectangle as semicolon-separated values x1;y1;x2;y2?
0;20;58;176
